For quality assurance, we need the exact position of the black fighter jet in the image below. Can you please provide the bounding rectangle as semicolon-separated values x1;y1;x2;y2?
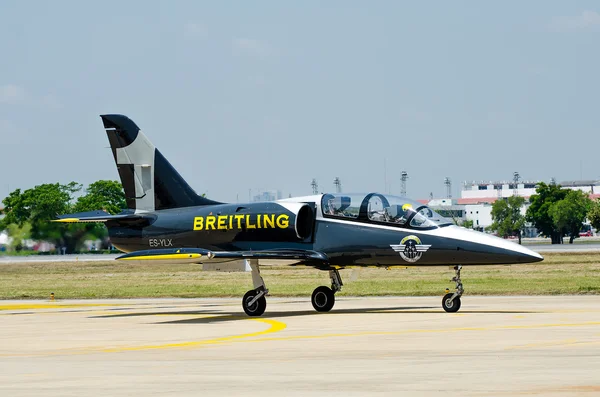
56;115;543;316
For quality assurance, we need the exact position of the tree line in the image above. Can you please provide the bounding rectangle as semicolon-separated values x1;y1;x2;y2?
0;180;126;253
2;180;599;252
488;182;600;244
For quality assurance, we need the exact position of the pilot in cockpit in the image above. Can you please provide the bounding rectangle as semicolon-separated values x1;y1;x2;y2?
384;203;414;225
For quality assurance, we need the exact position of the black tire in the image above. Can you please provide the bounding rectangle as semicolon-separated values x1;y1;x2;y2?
442;292;461;313
242;290;267;316
311;286;335;312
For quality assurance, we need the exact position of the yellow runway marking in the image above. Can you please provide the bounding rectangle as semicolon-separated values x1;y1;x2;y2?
43;317;285;355
2;314;599;357
100;318;286;353
0;317;287;357
241;321;600;344
505;339;580;350
0;303;128;311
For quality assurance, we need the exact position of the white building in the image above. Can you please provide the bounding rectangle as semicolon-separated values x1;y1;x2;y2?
429;179;599;234
252;190;283;202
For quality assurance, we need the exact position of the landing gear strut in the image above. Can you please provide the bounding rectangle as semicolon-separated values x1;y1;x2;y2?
242;260;268;316
442;265;463;313
311;269;343;312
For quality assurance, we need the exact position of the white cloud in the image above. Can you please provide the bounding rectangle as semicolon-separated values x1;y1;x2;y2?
0;84;26;104
184;22;207;38
232;38;269;56
551;10;600;31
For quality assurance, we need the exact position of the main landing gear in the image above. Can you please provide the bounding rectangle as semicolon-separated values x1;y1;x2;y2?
242;260;268;316
241;263;345;316
311;269;343;312
442;265;463;313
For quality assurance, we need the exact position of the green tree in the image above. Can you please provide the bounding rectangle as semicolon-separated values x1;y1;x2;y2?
526;183;568;244
588;199;600;233
0;180;125;253
548;190;591;244
490;196;526;244
72;180;127;248
6;222;32;251
74;180;127;215
0;183;82;251
461;219;474;229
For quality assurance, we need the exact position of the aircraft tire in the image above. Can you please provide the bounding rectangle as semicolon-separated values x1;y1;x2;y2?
442;293;461;313
242;290;267;316
311;286;335;312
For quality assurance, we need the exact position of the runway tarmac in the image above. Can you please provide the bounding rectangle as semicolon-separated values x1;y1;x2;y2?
1;296;599;396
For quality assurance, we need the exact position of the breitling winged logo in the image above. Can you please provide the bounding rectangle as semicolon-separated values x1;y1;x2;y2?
390;235;431;263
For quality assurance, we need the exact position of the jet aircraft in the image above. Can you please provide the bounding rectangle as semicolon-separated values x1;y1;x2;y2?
56;115;543;316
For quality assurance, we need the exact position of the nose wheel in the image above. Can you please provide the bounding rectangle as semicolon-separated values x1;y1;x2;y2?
243;288;267;316
442;265;463;313
442;292;461;312
311;269;343;312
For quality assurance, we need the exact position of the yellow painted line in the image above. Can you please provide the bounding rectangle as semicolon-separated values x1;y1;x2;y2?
505;339;579;350
240;321;600;344
99;318;286;353
0;303;128;311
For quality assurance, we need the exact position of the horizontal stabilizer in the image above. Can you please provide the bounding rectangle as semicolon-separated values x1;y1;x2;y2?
116;247;329;265
54;211;150;225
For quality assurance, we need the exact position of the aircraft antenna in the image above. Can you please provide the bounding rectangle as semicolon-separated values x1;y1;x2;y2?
400;171;408;197
444;177;452;199
513;172;521;196
334;177;342;193
311;179;319;195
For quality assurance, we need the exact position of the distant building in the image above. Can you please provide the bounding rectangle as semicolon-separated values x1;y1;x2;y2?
459;180;600;204
252;190;283;202
427;179;600;235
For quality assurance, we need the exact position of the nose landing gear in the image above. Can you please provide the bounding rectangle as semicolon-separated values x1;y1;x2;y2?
442;265;463;313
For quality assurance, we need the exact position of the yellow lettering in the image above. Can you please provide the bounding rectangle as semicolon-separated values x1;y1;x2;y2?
193;216;204;231
246;214;256;229
256;214;262;229
217;215;227;230
229;215;233;229
206;216;216;230
235;214;244;229
263;214;275;228
276;214;289;229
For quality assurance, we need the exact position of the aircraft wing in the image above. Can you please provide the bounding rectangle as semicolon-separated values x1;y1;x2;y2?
116;247;329;265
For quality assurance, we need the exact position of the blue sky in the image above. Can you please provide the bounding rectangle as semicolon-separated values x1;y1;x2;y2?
1;1;599;202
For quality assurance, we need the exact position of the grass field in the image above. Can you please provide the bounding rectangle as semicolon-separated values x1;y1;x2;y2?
0;252;599;299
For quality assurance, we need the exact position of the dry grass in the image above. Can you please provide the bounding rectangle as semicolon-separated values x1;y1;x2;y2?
0;252;599;299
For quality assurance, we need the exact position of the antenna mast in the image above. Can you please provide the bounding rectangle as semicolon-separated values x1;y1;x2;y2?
311;179;319;195
444;177;452;199
400;171;408;197
333;177;342;193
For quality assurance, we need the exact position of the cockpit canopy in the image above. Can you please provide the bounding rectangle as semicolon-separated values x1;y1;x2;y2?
321;193;452;229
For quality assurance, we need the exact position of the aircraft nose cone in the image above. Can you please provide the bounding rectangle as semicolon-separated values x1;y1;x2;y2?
432;226;544;265
515;247;544;263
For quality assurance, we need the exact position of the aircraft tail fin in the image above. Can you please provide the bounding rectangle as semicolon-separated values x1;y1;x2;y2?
100;114;221;212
